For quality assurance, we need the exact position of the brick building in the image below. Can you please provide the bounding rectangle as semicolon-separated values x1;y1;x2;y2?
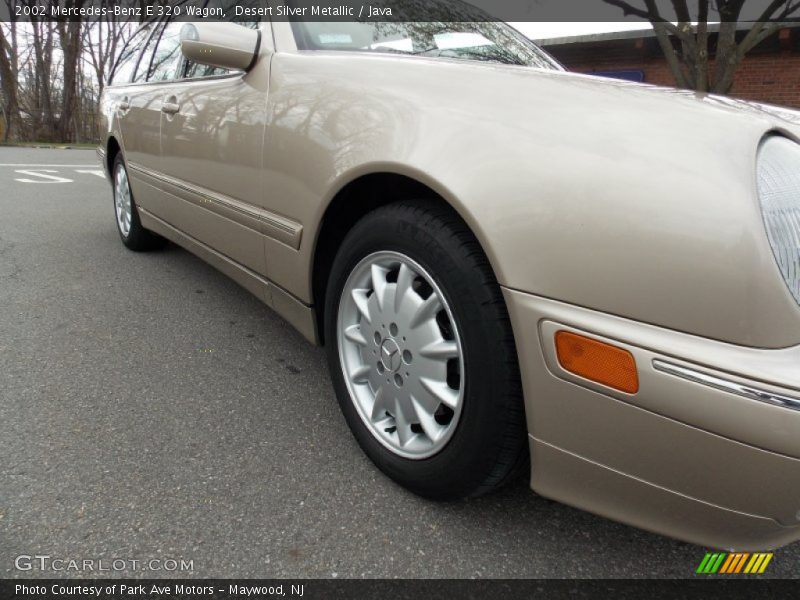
539;26;800;110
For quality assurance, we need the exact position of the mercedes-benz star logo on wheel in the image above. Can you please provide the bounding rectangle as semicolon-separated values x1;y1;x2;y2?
380;339;402;373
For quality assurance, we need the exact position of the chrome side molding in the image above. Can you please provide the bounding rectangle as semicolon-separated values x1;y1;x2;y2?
128;162;304;249
652;360;800;412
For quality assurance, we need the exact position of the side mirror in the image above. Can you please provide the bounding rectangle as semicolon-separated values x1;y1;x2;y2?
180;23;262;72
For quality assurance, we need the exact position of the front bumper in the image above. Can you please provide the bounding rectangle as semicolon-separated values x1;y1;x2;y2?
503;288;800;550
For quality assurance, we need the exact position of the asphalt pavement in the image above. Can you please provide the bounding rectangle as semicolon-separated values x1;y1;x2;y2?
1;147;797;579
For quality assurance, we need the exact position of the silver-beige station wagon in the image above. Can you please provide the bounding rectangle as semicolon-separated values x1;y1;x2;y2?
99;4;800;550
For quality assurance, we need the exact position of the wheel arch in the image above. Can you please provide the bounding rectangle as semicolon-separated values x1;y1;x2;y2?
310;170;502;346
106;136;122;175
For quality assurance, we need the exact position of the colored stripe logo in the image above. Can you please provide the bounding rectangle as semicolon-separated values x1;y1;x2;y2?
696;552;773;574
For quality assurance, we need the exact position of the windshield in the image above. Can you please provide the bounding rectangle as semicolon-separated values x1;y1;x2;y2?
289;3;561;69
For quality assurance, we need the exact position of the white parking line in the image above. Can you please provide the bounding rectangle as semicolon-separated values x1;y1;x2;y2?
75;169;105;178
3;164;105;184
14;169;74;183
0;164;97;167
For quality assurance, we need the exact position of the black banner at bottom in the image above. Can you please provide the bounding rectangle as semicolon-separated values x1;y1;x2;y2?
3;579;800;600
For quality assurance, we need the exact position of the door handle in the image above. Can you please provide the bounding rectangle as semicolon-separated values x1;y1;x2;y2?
161;96;180;115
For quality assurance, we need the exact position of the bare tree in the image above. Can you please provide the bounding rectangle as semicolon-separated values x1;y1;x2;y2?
603;0;800;93
0;0;120;143
29;19;58;139
54;1;87;142
0;20;19;142
83;20;136;99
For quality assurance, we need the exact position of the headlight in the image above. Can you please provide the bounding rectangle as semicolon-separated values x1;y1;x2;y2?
757;136;800;306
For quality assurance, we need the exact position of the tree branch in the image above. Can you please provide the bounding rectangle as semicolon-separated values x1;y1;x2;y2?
737;1;800;56
603;0;694;42
695;0;710;92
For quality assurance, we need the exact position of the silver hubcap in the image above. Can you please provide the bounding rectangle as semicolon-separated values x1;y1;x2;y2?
337;251;464;459
114;164;132;237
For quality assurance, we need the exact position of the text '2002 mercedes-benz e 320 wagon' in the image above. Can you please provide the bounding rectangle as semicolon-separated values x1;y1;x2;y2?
99;2;800;550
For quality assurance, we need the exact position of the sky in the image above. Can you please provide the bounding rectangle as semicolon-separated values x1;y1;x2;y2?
510;22;651;41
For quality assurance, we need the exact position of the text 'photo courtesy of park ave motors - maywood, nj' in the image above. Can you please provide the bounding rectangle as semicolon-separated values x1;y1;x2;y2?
14;583;305;597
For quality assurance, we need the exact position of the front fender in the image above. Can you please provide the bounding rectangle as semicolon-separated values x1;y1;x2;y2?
267;52;800;347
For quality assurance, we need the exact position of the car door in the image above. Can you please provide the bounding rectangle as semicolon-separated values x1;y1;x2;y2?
112;22;169;214
157;21;270;278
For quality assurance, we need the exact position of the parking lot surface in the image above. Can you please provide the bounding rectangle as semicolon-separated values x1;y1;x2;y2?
1;147;797;578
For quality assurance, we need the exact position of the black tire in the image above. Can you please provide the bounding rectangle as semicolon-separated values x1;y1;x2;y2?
112;154;165;252
324;201;528;500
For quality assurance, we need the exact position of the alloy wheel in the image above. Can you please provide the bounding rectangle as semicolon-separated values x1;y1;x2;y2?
114;164;133;237
337;251;465;459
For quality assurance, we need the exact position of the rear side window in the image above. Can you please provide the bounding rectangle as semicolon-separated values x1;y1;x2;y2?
109;24;155;86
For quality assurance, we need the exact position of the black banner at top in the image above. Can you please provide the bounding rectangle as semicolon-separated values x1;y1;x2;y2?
1;0;800;23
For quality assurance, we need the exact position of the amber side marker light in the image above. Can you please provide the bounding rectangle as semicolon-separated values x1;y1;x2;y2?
555;330;639;394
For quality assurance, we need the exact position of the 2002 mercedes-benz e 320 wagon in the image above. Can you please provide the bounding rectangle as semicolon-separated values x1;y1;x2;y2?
99;6;800;550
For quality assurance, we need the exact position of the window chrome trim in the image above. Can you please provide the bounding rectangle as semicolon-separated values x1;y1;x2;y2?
652;360;800;411
107;72;244;90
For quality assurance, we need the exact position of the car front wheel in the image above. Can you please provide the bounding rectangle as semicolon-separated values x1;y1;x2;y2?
325;201;527;500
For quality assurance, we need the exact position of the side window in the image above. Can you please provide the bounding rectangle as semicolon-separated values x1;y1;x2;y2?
148;22;185;82
109;24;154;86
131;23;162;84
185;61;231;80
